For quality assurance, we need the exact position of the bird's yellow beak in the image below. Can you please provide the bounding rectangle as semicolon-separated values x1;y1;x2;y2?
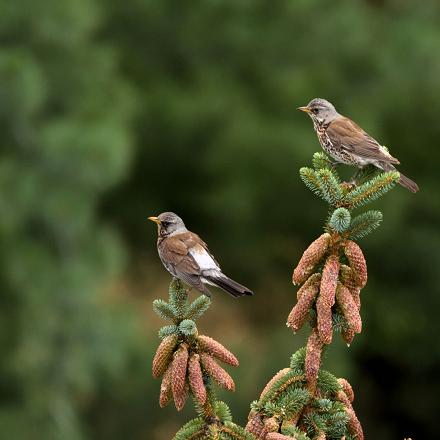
148;216;161;225
297;106;311;113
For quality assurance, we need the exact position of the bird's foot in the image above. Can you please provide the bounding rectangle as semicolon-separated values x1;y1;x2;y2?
341;180;357;191
185;287;193;294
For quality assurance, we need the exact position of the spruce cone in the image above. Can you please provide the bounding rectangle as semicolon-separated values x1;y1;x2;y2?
336;284;362;334
343;240;367;288
315;431;326;440
346;406;364;440
336;389;351;408
305;328;323;392
296;273;322;300
340;264;361;309
152;334;178;378
198;335;239;366
341;327;355;346
287;276;320;332
338;378;354;403
337;389;363;439
293;233;331;285
200;353;235;391
246;413;265;438
188;353;207;405
340;264;357;290
171;343;189;411
317;254;340;344
264;416;279;433
266;433;293;440
259;368;291;400
174;383;189;412
159;365;172;408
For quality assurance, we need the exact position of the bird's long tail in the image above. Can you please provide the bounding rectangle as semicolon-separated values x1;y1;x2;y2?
205;274;253;297
380;163;419;193
398;172;419;193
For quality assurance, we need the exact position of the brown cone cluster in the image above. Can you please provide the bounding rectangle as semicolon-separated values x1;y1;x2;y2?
284;234;367;437
336;382;364;440
246;367;363;440
152;333;238;411
289;236;368;346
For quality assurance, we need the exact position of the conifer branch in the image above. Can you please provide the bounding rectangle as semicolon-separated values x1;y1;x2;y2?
245;152;402;439
152;278;249;439
151;153;402;440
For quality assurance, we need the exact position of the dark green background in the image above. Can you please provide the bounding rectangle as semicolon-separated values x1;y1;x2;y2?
1;1;439;439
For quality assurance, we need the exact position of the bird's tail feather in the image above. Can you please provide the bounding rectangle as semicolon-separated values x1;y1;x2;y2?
205;274;253;297
380;163;419;193
398;172;419;193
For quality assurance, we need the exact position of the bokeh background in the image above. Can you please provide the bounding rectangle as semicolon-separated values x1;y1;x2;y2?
1;1;439;439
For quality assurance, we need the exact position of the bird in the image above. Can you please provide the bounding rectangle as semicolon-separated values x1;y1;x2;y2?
148;212;253;298
298;98;419;193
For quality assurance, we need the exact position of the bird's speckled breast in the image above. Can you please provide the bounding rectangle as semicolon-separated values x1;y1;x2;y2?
314;121;357;165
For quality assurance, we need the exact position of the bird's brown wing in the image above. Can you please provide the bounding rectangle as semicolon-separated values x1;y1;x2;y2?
327;117;400;164
159;234;201;275
179;232;221;267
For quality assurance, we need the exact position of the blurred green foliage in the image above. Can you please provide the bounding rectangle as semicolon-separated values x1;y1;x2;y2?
1;0;439;439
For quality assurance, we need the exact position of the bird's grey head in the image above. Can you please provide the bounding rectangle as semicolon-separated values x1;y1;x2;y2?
298;98;340;125
148;212;187;237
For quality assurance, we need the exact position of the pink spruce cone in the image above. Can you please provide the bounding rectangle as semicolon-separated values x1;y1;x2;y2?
317;254;340;344
296;273;322;300
346;406;364;440
341;327;355;346
336;390;364;440
315;432;326;440
292;233;331;285
152;334;178;378
287;275;320;332
340;264;361;310
264;416;279;433
259;368;291;400
188;353;207;406
336;283;362;334
171;343;189;411
338;378;354;403
246;412;265;438
159;365;172;408
305;328;323;392
198;335;239;366
266;433;295;440
343;240;367;288
200;353;235;391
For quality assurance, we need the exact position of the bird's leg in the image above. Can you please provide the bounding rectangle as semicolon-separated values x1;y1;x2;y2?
185;286;193;294
330;160;340;169
349;168;362;186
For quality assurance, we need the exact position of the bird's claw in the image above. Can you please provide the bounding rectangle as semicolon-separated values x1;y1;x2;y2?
341;180;357;191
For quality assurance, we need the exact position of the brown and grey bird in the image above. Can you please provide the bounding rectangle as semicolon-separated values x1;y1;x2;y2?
298;98;419;192
148;212;253;297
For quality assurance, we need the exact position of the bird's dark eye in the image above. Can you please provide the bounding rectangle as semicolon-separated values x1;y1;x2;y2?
161;221;170;227
312;107;319;114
